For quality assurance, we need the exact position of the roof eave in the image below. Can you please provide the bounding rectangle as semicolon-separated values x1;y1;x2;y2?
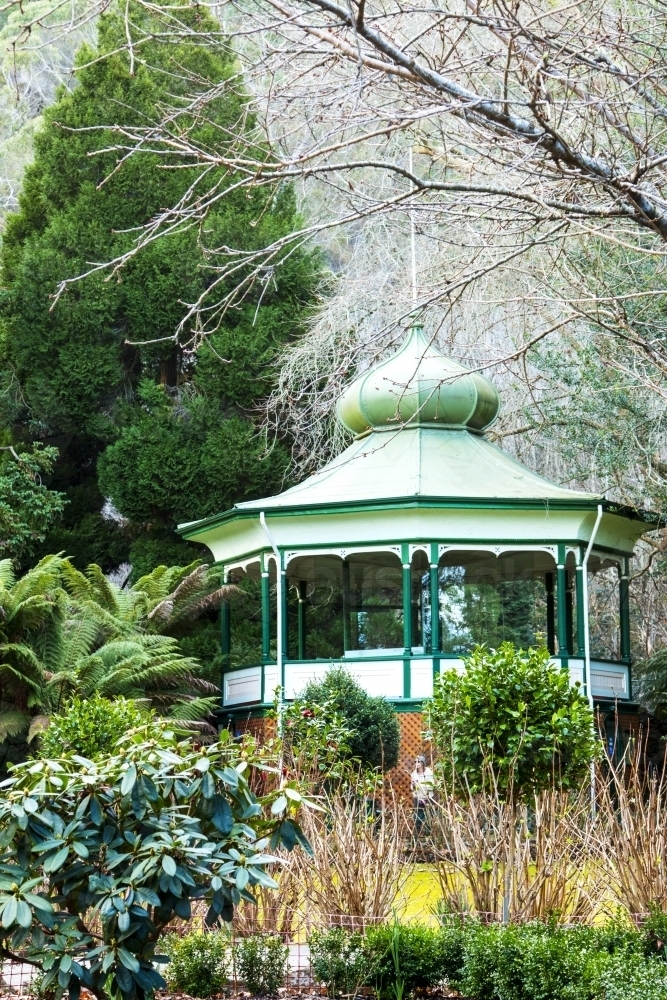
178;494;663;541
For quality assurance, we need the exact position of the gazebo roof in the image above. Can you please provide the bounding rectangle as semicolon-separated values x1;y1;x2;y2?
236;424;599;511
179;321;659;545
224;320;598;514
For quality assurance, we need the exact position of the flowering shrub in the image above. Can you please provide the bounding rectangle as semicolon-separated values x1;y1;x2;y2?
274;695;353;782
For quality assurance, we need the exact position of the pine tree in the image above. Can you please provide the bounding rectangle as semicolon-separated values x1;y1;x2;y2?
0;2;320;576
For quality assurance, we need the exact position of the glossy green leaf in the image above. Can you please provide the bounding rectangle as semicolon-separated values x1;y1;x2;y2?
161;855;176;877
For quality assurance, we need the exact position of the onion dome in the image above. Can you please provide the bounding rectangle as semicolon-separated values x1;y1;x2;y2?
337;320;500;437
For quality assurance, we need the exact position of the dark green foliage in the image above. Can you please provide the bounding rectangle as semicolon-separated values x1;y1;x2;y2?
37;694;147;760
0;0;320;579
428;643;599;797
365;922;464;998
234;934;289;995
641;905;667;960
98;399;290;528
0;722;308;1000
304;919;667;1000
301;668;400;772
127;528;206;585
164;930;229;997
0;445;66;563
308;928;369;997
22;439;131;574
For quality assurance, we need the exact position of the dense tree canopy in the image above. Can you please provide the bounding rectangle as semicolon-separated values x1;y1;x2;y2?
0;0;320;577
0;445;66;563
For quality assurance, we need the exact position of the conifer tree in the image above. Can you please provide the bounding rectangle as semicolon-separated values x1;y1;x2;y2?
0;2;320;576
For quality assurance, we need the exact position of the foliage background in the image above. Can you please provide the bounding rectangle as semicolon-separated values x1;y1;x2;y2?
0;1;320;582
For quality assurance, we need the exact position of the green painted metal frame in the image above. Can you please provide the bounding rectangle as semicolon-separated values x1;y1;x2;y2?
260;551;271;664
620;556;631;664
574;545;585;660
556;544;568;665
297;580;307;660
220;536;635;718
402;543;412;699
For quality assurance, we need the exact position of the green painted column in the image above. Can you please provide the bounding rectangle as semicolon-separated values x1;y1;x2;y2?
280;566;288;665
298;580;307;660
402;545;412;699
220;571;231;707
402;551;412;656
430;543;441;691
261;558;271;663
342;559;351;652
620;557;631;662
545;571;555;655
556;545;568;662
429;551;440;655
565;572;574;655
575;552;586;657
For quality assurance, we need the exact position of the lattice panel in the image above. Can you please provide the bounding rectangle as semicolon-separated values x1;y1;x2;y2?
616;712;639;736
234;715;275;743
387;712;432;800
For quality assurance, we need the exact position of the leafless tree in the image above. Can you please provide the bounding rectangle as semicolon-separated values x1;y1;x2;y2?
1;0;666;351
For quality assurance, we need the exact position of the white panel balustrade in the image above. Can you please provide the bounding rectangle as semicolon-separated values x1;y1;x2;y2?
567;659;585;688
222;655;631;709
284;660;404;699
410;659;434;698
590;662;629;699
224;666;262;706
264;665;279;702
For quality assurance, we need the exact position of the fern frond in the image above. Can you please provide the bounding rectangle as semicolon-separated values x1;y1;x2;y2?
166;695;219;722
85;564;119;612
133;561;202;602
178;585;239;620
0;560;16;588
60;559;95;602
0;709;29;740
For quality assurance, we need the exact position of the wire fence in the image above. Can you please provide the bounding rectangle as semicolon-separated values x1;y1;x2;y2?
0;903;655;996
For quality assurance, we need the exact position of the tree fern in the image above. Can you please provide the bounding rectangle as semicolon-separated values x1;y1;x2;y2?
2;555;232;744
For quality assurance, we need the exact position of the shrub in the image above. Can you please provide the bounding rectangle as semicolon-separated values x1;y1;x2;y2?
235;934;288;995
310;918;667;1000
308;927;369;997
278;696;353;782
164;931;229;997
504;924;597;1000
428;643;600;797
37;693;147;760
300;668;400;771
642;906;667;960
365;922;464;997
591;952;667;1000
457;919;649;1000
0;722;308;1000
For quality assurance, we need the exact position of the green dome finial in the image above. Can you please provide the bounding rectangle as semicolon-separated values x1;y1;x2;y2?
336;319;500;437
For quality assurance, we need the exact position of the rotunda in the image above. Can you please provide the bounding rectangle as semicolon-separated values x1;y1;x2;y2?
178;321;657;747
